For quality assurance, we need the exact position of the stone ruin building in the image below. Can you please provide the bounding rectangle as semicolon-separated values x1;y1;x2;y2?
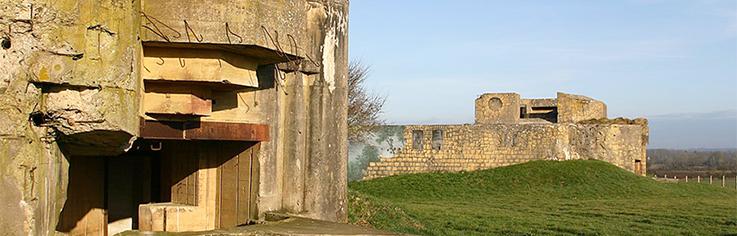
364;92;649;180
0;0;348;235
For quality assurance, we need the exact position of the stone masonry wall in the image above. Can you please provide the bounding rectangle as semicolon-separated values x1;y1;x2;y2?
364;122;648;179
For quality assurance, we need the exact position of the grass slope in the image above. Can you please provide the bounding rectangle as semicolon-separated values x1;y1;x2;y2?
349;160;737;235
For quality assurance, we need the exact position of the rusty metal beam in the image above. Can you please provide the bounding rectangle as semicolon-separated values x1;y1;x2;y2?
140;119;269;141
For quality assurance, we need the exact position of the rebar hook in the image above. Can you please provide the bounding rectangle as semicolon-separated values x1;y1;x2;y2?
183;20;203;42
225;22;243;44
140;11;182;42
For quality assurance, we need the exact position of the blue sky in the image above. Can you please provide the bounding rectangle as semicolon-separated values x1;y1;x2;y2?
349;1;737;128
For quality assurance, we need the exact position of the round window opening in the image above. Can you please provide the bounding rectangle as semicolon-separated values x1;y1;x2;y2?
488;97;503;110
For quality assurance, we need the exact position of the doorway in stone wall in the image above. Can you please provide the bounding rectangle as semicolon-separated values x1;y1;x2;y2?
634;159;643;175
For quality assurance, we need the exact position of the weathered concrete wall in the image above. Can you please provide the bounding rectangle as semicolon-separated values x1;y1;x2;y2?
557;92;607;123
475;93;520;124
299;0;349;222
1;0;141;234
1;0;348;234
364;122;648;179
565;124;648;172
140;0;348;225
140;0;305;56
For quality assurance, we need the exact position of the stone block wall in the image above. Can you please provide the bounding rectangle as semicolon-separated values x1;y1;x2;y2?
364;122;648;179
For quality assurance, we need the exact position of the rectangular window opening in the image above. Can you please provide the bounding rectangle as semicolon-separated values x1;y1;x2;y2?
520;106;528;119
412;130;424;151
431;129;443;150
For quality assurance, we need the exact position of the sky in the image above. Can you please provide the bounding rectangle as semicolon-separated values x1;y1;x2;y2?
348;1;737;149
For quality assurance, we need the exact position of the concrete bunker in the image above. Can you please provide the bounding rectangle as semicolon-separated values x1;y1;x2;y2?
0;0;349;235
55;41;279;234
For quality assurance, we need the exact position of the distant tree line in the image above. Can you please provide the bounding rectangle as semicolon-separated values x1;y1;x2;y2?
347;61;385;142
648;149;737;176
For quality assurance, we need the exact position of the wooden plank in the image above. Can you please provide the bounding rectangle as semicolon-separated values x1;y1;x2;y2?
215;142;259;228
56;157;107;236
248;143;261;221
211;144;221;228
188;151;198;205
218;142;239;228
237;146;252;223
159;145;172;203
165;142;198;205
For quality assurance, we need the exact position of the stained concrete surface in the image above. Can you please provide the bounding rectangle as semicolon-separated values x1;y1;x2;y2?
117;216;399;236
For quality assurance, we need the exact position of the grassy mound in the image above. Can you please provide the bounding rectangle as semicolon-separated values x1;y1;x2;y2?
349;160;737;235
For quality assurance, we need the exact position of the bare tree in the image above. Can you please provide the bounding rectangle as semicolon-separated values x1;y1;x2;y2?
348;61;386;142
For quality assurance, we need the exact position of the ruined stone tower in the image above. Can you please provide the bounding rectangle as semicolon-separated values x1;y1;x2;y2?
365;92;648;180
0;0;348;234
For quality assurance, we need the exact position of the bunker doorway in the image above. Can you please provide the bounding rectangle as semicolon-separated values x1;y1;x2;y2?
56;140;261;235
56;153;155;235
139;140;261;230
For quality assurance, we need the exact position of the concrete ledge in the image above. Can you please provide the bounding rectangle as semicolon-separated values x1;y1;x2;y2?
125;213;400;236
138;203;201;232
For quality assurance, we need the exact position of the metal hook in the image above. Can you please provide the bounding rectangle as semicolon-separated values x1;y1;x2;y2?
287;34;320;67
286;34;298;58
183;20;203;43
150;142;162;151
156;57;165;65
272;30;286;55
140;12;181;42
260;26;287;58
178;58;185;67
225;22;243;44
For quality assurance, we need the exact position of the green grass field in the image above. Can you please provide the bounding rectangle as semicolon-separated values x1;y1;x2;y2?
348;160;737;235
